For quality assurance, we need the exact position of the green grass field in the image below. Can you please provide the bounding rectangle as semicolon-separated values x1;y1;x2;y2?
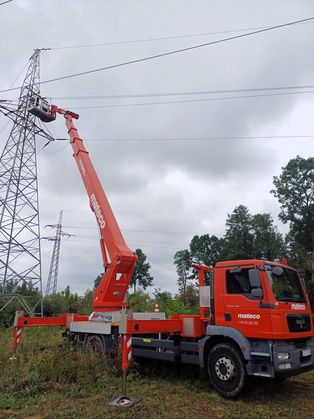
0;327;313;419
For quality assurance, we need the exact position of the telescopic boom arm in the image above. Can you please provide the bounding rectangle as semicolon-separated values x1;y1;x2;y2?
50;105;137;312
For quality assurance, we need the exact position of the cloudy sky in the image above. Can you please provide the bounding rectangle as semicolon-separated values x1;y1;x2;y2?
0;0;313;296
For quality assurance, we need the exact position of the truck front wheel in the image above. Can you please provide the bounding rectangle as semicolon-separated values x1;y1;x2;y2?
207;343;246;398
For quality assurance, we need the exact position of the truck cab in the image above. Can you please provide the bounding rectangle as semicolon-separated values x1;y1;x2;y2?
214;260;313;339
204;260;314;395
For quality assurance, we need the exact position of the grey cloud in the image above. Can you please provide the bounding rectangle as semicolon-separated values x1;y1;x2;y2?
1;0;313;295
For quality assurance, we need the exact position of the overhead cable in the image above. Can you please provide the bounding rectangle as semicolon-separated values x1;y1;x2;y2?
45;19;314;50
1;15;313;94
55;135;314;142
48;83;314;101
68;89;314;110
0;0;13;5
6;83;314;103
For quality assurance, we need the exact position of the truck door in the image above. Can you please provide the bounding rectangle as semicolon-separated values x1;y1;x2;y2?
222;267;272;339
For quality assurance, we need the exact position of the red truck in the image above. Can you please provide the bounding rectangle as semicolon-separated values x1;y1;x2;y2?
14;97;314;399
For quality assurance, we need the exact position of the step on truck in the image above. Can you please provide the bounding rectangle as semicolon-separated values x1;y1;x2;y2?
13;98;314;399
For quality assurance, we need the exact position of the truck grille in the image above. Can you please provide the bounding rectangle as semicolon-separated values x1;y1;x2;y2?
287;314;311;333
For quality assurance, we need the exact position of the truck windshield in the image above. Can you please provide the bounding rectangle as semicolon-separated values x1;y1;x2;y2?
266;267;305;302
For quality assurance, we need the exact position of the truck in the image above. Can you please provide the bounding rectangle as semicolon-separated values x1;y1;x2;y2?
13;96;314;399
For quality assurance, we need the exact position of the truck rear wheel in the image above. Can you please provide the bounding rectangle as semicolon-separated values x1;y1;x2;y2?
208;343;246;398
85;332;119;357
86;335;105;356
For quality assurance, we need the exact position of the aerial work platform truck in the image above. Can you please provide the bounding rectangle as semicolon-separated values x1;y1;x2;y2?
13;97;314;399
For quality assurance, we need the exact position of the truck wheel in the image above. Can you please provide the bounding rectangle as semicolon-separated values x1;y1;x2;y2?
86;335;105;356
208;343;246;398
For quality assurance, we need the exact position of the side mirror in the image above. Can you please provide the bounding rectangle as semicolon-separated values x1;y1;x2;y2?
251;288;263;299
249;268;261;288
272;266;283;276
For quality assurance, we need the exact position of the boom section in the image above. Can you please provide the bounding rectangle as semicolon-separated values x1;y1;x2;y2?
56;108;137;311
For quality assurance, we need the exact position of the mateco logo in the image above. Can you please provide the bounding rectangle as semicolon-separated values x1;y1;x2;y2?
291;304;305;311
90;194;105;229
238;313;260;320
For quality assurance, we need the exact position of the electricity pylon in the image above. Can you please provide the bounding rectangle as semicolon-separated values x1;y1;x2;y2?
44;211;70;296
0;49;43;316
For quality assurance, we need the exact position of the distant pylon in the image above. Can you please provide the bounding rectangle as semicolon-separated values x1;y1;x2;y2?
0;49;43;315
45;211;70;296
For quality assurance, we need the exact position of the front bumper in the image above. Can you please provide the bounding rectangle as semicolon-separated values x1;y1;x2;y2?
273;338;314;378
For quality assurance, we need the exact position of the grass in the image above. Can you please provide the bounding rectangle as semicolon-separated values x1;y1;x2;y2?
0;327;313;419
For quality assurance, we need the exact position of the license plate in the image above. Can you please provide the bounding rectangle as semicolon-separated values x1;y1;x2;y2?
302;349;311;357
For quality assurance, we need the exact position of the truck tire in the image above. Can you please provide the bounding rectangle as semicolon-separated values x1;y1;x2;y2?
86;333;119;357
207;343;246;398
86;335;106;355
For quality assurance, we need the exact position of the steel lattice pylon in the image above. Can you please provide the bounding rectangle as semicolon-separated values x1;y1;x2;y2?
45;211;68;296
0;49;43;315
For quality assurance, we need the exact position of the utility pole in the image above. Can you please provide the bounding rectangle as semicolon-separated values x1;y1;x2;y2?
44;211;70;296
0;49;43;316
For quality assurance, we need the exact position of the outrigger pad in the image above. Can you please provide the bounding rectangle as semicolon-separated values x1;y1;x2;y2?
107;395;142;408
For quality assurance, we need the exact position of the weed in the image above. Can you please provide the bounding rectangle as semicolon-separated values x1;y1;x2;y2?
0;327;313;419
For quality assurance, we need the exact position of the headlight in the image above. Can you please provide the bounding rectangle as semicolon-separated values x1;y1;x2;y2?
277;353;289;360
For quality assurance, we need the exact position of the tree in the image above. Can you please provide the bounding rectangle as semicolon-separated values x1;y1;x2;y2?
153;288;192;316
224;205;254;259
0;282;41;327
189;234;225;266
271;156;314;281
130;248;153;293
174;249;192;303
43;293;68;316
178;283;199;310
94;273;103;290
128;290;153;312
79;289;94;314
252;213;286;260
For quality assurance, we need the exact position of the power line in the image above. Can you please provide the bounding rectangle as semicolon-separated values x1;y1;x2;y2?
7;83;314;104
38;16;314;85
61;208;286;217
6;88;314;122
0;0;13;5
48;83;314;101
66;233;183;246
0;59;29;105
62;225;196;235
65;238;180;250
56;135;314;142
68;89;314;110
1;15;313;94
45;20;314;51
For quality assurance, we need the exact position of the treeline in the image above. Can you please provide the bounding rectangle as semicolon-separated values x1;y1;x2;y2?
0;284;196;327
0;284;93;327
174;206;286;303
174;156;313;305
